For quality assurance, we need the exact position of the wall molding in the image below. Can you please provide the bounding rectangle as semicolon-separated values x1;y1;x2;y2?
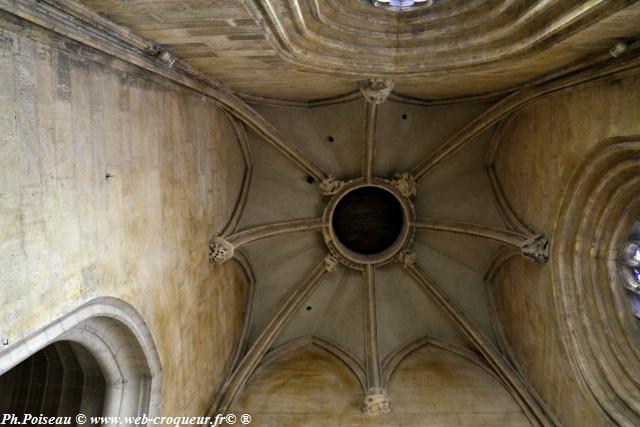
241;0;634;77
220;112;254;237
484;113;536;235
552;137;640;425
0;297;162;418
210;251;256;409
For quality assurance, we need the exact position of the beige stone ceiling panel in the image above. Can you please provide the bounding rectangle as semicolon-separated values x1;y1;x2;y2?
79;0;640;100
244;0;622;75
237;126;325;230
230;100;512;358
235;345;531;426
374;101;492;177
4;1;640;421
79;0;356;100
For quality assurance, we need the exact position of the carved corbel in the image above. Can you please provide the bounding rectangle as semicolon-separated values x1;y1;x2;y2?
208;237;234;264
520;235;549;263
399;250;416;268
319;176;345;196
609;41;628;57
363;391;392;415
324;256;339;273
157;49;178;67
359;79;395;105
391;173;417;198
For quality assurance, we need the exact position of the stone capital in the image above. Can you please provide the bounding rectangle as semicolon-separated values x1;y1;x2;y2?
209;237;234;264
319;175;345;196
157;49;178;67
359;79;395;104
363;391;392;415
392;173;417;198
521;235;549;263
399;250;416;268
324;256;339;273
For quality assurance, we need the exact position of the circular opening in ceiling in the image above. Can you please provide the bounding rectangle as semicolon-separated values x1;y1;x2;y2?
371;0;433;11
332;186;404;255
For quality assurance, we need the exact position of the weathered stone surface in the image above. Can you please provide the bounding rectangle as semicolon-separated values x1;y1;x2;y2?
77;0;640;100
4;1;640;423
492;73;640;426
0;29;248;416
235;345;531;426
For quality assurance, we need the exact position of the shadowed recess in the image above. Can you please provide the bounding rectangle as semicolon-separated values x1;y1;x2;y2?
332;186;404;255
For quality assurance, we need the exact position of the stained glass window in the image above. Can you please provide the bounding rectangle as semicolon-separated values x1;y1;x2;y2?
632;293;640;318
620;239;640;319
372;0;432;10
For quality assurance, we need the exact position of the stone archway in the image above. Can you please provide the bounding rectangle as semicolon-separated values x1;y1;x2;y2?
0;297;162;419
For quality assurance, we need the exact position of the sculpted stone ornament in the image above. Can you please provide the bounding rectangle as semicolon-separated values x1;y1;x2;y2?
521;235;549;263
360;79;395;104
324;256;339;273
392;173;417;197
363;391;392;415
609;41;628;57
208;237;234;264
399;250;416;268
319;175;345;196
158;49;178;67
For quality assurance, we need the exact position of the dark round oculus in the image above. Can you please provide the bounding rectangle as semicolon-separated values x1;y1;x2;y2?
332;186;404;255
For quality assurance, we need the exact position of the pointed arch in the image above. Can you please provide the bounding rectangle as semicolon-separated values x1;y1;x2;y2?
0;297;162;417
382;335;497;386
259;336;366;394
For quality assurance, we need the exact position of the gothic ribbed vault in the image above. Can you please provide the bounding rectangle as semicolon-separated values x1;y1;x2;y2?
3;1;640;425
205;77;553;422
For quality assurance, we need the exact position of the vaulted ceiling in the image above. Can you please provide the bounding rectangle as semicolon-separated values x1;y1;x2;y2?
79;0;640;100
240;98;499;360
52;0;640;422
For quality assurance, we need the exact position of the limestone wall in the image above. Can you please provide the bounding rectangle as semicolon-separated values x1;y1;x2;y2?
492;72;640;426
235;345;531;426
0;25;248;416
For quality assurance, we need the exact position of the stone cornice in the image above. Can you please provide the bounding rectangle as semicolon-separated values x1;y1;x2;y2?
242;0;634;77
